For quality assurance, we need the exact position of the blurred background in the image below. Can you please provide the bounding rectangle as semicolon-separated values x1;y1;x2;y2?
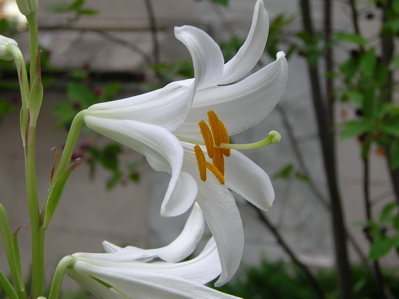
0;0;398;298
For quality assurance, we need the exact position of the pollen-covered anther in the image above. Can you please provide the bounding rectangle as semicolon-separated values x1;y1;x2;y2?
212;148;225;176
194;145;207;182
198;120;214;158
205;162;225;185
218;119;230;157
207;110;222;146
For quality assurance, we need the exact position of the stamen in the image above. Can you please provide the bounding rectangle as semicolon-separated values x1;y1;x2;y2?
205;162;225;184
218;119;231;157
194;145;207;182
198;120;214;158
216;131;281;150
212;148;225;175
207;110;222;146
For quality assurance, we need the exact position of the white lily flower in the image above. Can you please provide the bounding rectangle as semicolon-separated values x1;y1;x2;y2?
83;0;287;287
67;204;240;298
163;0;287;286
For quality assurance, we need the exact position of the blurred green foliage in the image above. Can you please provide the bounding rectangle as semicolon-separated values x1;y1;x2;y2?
215;259;399;299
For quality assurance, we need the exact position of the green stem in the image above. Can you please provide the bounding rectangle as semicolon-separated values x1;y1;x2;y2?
25;121;45;298
48;256;76;299
53;110;86;183
26;13;39;87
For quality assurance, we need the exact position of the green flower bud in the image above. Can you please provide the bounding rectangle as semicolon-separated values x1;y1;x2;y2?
0;35;18;61
16;0;38;16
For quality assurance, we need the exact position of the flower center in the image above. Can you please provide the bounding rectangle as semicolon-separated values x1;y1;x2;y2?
192;110;281;185
194;110;229;185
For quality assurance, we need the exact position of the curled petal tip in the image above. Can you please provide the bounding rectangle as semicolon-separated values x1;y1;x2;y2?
277;51;286;59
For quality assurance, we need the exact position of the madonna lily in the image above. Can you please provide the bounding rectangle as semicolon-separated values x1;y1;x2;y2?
82;0;287;287
65;205;239;299
166;0;288;286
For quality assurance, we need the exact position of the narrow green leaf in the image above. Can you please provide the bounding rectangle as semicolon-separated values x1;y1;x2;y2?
0;272;18;299
295;172;311;182
43;159;83;228
273;164;294;179
335;32;367;46
340;120;375;140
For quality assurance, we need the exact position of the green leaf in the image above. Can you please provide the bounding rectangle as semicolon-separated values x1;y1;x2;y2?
375;62;388;86
70;0;85;10
389;54;399;70
79;8;99;15
0;272;18;299
99;82;122;102
390;139;399;169
340;56;360;81
360;50;376;77
67;82;97;108
129;172;140;184
380;202;397;224
295;173;311;182
273;164;294;179
369;238;393;260
210;0;228;5
100;144;122;171
339;120;375;140
334;32;367;46
106;171;123;190
393;214;399;232
345;90;364;107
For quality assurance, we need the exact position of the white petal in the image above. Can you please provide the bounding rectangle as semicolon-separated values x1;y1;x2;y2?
70;262;239;299
195;178;244;286
219;0;269;84
76;204;204;263
225;150;274;210
175;52;288;138
69;239;240;298
160;172;197;217
86;79;195;132
175;26;225;89
136;203;205;262
84;116;194;213
102;241;121;253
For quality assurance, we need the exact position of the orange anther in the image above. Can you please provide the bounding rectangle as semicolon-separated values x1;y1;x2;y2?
198;120;214;158
207;110;222;146
218;119;231;157
212;148;225;176
206;162;225;185
194;145;207;182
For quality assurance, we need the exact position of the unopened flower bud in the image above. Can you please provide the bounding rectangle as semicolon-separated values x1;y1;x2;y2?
16;0;38;16
0;35;18;61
